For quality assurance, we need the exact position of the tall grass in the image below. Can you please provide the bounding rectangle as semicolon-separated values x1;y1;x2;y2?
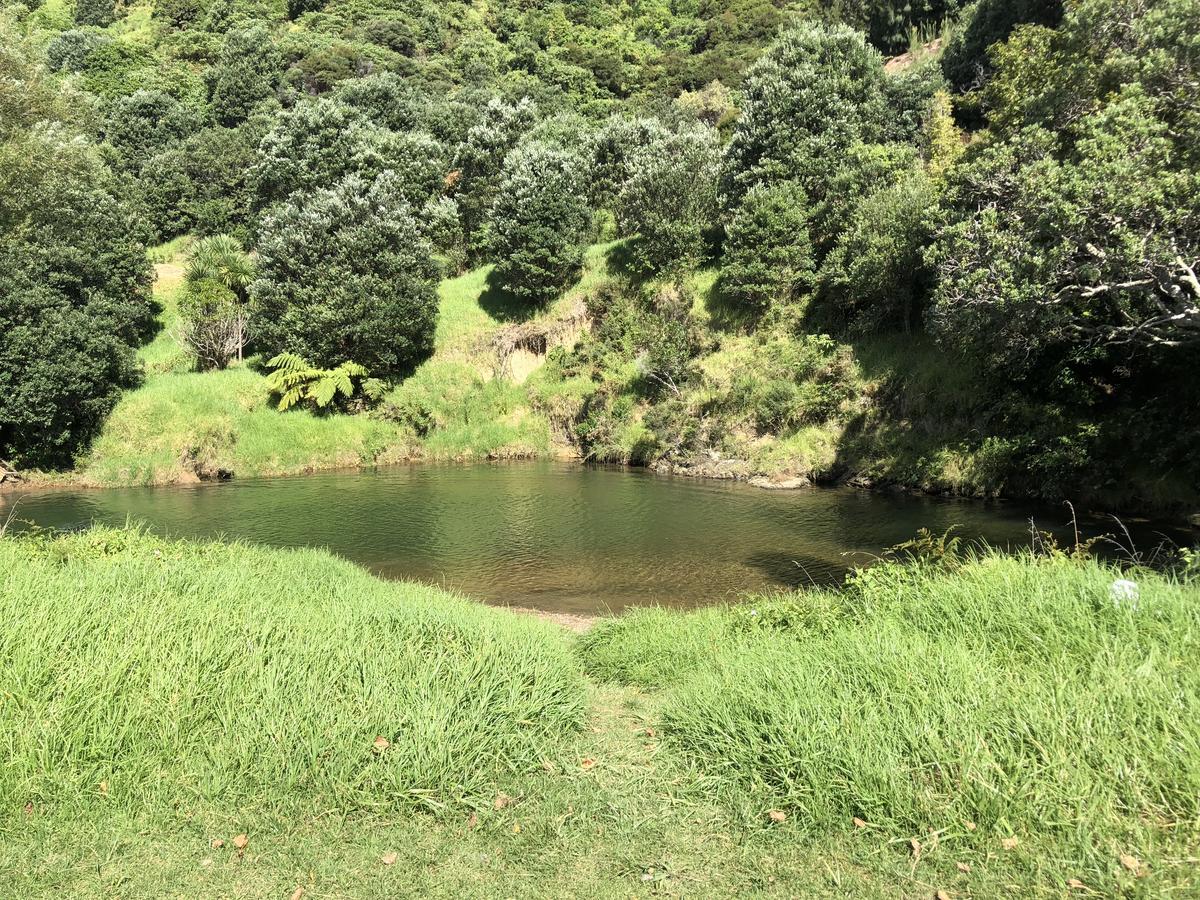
0;529;586;814
579;553;1200;872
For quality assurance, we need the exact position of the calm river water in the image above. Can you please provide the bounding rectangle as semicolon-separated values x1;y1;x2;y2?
5;462;1191;614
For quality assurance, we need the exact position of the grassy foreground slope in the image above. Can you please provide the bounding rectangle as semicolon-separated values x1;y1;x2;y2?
2;528;1198;896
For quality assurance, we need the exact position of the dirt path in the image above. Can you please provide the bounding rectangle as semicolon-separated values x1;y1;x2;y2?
502;605;599;632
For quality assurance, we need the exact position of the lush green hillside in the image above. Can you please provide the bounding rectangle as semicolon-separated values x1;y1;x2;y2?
2;0;1197;513
2;527;1197;896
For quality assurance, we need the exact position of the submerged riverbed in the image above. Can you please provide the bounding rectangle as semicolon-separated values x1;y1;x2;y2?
5;462;1192;614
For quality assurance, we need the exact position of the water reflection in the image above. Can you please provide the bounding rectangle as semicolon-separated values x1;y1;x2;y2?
6;462;1193;614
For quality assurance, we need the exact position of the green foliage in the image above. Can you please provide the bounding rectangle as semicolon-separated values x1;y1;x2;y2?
940;0;1064;93
139;124;260;241
720;334;857;433
45;28;110;73
720;23;889;208
616;126;720;275
264;352;369;411
209;24;284;126
719;181;815;313
102;89;198;171
0;61;153;470
250;172;439;377
74;0;116;27
488;142;591;305
450;96;537;260
816;168;936;334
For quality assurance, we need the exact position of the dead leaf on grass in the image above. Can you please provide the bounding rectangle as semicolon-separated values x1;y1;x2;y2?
852;817;868;828
211;838;225;849
580;757;596;770
1000;837;1018;851
1120;853;1142;875
767;810;786;824
372;736;390;753
1067;877;1087;890
381;851;398;866
290;888;305;900
910;838;923;862
935;890;952;900
494;792;513;810
956;862;971;873
466;812;479;830
232;834;248;851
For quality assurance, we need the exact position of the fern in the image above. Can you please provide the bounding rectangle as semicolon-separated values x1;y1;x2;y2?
264;354;369;412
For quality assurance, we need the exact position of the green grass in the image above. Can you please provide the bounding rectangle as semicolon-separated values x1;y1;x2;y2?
0;528;585;814
2;530;1198;896
580;552;1200;894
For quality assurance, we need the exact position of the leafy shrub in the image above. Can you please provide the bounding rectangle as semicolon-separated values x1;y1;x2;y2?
488;142;591;305
176;279;246;371
250;172;439;378
45;28;110;73
720;181;815;313
617;126;720;274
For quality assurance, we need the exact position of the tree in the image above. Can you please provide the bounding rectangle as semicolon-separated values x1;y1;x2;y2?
252;98;411;208
449;96;537;259
250;173;440;377
816;168;936;334
584;115;670;209
617;126;721;274
0;130;153;469
488;142;591;305
928;95;1199;373
209;24;283;127
75;0;117;27
102;89;199;171
720;23;890;209
719;181;815;313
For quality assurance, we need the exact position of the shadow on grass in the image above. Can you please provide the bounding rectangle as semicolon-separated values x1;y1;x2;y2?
479;269;538;323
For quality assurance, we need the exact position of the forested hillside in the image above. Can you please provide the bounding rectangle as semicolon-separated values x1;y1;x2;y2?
2;0;1198;513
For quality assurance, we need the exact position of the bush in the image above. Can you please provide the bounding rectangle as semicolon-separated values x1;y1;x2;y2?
617;126;720;275
250;172;440;378
175;279;245;371
719;181;815;313
45;28;110;73
488;142;591;305
209;24;283;126
0;529;586;812
0;131;154;469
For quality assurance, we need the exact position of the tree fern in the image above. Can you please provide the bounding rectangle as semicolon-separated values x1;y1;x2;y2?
264;354;369;412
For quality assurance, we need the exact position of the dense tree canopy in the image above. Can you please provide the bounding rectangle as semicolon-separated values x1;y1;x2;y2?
250;173;440;377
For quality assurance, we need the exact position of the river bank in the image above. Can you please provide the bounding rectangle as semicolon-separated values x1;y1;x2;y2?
9;244;1197;522
2;526;1197;897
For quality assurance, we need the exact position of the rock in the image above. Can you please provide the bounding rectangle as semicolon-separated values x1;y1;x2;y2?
748;476;810;490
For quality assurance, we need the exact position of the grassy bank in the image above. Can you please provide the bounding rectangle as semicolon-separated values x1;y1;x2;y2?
2;528;1198;896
